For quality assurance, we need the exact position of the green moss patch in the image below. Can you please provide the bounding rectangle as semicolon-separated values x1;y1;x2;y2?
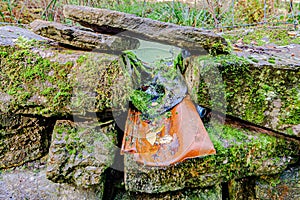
191;54;300;134
0;38;123;116
0;42;73;116
125;122;299;193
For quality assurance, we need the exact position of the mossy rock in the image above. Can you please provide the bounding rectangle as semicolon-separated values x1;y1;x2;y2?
228;164;300;200
114;184;222;200
0;39;129;117
47;119;117;188
185;54;300;137
124;123;299;193
0;113;55;169
254;165;300;200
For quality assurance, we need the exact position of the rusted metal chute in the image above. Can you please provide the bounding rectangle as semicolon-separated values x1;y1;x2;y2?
120;46;216;167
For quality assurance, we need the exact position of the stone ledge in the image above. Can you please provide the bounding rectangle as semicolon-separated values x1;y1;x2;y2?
63;5;230;55
124;123;299;193
30;19;140;51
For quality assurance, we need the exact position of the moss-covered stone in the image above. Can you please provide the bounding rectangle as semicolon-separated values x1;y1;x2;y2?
185;54;300;136
0;39;125;117
0;43;73;116
124;123;299;193
228;164;300;200
114;184;222;200
254;165;300;200
0;113;55;169
47;119;117;188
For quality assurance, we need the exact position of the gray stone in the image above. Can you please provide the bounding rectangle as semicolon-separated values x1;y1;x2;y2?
30;19;140;51
255;165;300;200
0;114;55;169
63;5;230;54
0;163;102;200
228;165;300;200
114;185;222;200
46;119;117;188
124;123;299;193
0;26;47;46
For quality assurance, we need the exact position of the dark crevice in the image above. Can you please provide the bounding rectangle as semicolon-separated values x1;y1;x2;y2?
79;22;125;35
57;42;93;51
113;110;128;148
102;113;126;200
203;107;300;142
102;157;125;200
222;182;230;200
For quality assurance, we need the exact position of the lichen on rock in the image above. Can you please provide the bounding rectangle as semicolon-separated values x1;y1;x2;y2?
124;123;299;193
0;114;55;169
0;37;127;117
185;54;300;136
47;119;117;188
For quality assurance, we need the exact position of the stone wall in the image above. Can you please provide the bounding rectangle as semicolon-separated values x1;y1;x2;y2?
0;25;299;199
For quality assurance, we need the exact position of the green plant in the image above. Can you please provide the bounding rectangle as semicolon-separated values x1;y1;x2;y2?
145;1;211;27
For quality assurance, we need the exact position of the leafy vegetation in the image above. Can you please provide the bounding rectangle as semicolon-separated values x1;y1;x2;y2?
223;27;300;46
0;0;299;30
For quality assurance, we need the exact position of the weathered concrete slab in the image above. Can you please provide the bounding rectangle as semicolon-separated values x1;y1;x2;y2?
63;5;230;54
30;19;140;51
124;123;299;193
47;120;117;188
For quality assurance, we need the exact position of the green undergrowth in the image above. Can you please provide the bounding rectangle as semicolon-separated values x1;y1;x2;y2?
223;27;300;46
99;1;214;28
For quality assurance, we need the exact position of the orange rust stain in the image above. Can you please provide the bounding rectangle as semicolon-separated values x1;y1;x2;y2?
121;95;216;166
